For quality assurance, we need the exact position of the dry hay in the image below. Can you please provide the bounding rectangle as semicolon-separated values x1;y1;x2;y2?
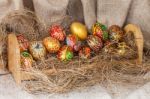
0;9;149;94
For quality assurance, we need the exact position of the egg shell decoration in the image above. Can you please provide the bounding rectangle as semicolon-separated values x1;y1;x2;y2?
43;37;60;53
70;22;88;40
87;35;103;52
21;51;33;70
92;22;108;41
49;24;66;41
29;41;46;60
109;25;124;42
17;34;29;52
57;45;74;61
66;34;81;51
79;47;91;59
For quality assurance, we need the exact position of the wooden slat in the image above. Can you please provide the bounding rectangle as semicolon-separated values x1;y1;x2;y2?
8;33;21;84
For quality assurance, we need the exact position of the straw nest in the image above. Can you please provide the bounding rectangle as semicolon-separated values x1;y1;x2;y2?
0;10;150;94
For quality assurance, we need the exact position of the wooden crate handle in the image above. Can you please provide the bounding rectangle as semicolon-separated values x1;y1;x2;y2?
124;24;144;64
8;33;21;84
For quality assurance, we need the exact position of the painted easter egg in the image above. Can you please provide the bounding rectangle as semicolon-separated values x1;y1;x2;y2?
108;25;124;42
66;34;81;51
79;46;91;59
29;41;46;60
43;37;60;53
87;35;103;52
57;45;73;61
92;22;108;41
49;24;66;41
21;51;33;70
17;34;29;52
70;22;88;40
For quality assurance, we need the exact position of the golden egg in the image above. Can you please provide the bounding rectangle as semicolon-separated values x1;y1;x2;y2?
70;22;88;40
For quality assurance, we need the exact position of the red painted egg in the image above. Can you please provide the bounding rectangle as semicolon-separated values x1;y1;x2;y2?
49;24;66;41
17;34;29;52
87;35;103;52
79;47;91;59
57;45;74;61
66;34;81;51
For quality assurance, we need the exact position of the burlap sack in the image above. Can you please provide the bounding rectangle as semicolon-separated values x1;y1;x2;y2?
32;0;69;26
0;0;23;21
97;0;132;27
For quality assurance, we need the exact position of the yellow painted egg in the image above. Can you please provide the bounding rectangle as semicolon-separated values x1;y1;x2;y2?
70;22;88;40
29;41;46;60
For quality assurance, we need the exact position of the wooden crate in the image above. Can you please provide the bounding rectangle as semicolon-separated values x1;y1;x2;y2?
7;24;144;84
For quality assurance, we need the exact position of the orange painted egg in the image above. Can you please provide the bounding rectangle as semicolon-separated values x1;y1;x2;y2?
43;37;60;53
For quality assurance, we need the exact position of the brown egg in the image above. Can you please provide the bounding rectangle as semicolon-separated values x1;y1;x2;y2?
109;25;124;42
